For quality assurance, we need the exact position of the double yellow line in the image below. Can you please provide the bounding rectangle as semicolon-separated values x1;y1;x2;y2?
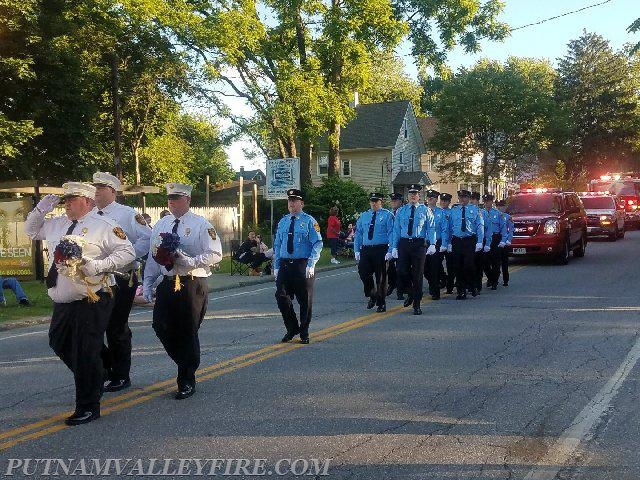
0;265;526;452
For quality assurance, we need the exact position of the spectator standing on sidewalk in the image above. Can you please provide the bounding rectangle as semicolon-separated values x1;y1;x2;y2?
327;207;341;264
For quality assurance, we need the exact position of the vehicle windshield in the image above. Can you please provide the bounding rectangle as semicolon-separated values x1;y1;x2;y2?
506;194;562;214
580;196;615;209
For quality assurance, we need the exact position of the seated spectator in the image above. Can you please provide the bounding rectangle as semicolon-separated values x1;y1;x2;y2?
0;275;30;307
342;223;355;248
234;231;268;275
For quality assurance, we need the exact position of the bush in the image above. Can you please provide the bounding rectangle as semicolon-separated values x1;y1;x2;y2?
303;177;369;233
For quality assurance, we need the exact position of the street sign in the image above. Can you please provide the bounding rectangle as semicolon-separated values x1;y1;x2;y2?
266;158;300;200
0;197;36;279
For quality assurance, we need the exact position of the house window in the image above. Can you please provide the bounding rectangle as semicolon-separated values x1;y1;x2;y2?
318;154;328;176
398;152;404;171
403;119;408;138
429;154;438;171
341;159;351;177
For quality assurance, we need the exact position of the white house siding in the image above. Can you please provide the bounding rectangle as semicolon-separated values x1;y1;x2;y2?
311;149;392;193
391;105;426;182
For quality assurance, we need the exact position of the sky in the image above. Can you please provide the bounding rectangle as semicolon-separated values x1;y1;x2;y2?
223;0;639;172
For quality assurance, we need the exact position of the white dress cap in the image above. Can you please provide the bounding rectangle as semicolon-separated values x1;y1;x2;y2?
61;182;97;200
165;183;193;196
92;172;122;191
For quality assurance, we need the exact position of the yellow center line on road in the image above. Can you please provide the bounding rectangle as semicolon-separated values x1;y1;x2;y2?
0;264;527;452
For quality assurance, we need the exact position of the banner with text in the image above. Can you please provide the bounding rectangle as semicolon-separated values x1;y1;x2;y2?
0;198;35;278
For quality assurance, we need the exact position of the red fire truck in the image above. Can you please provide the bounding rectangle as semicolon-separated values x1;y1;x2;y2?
588;173;640;228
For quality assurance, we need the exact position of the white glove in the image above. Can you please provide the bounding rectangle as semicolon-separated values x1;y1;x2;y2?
174;252;196;269
273;269;278;279
426;245;436;255
505;241;511;246
36;194;60;214
354;252;361;262
475;243;482;252
305;266;315;278
483;245;490;253
439;246;448;253
447;244;453;253
392;248;398;259
384;252;392;261
498;242;505;248
81;258;102;277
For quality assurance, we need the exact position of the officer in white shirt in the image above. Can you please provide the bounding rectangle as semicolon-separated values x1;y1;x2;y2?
143;183;222;399
24;182;135;425
92;172;151;393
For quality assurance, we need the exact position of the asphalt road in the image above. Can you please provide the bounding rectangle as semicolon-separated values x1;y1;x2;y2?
1;232;639;479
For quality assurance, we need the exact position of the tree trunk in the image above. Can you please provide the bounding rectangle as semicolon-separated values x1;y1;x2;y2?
328;119;340;177
111;54;123;182
298;135;312;185
482;151;489;192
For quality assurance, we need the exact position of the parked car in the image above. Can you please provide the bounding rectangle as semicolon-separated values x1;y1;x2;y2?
506;189;587;265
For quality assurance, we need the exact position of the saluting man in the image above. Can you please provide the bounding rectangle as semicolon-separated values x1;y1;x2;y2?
423;189;446;300
143;183;222;400
496;200;513;286
482;193;507;290
273;189;323;344
391;184;436;315
25;183;135;425
442;190;484;300
439;192;455;293
354;192;394;312
92;172;151;392
386;193;404;300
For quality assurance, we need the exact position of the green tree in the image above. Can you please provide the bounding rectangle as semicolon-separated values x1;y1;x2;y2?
303;176;369;230
555;32;640;178
428;57;559;190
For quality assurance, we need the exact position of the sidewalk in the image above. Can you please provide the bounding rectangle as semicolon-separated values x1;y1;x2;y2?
0;260;357;331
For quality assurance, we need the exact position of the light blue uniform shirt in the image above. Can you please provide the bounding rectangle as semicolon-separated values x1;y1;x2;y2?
427;205;447;242
485;207;507;239
273;211;323;269
502;212;514;243
443;203;484;246
354;208;394;253
392;203;436;248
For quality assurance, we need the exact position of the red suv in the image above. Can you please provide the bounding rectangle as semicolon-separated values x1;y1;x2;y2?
506;190;588;264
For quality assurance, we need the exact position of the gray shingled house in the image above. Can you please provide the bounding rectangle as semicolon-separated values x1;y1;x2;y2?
310;100;430;196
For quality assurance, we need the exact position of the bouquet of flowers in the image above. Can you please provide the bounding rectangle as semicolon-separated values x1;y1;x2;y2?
152;232;183;291
54;235;105;302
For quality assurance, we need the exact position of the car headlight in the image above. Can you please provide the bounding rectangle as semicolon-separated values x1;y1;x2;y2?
544;219;559;234
599;214;610;220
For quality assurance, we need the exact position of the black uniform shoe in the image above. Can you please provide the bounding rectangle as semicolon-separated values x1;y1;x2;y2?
396;293;404;300
300;337;310;344
376;304;386;312
367;297;376;309
281;332;296;343
490;284;497;290
65;410;100;426
413;307;422;315
456;293;467;300
103;378;131;392
403;296;414;308
471;288;478;297
386;286;395;297
503;282;509;287
431;294;440;300
445;288;454;294
175;385;195;400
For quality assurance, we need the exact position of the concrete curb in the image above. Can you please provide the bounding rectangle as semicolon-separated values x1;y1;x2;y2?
0;261;357;332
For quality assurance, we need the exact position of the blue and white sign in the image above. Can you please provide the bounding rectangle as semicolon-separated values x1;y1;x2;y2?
266;157;300;200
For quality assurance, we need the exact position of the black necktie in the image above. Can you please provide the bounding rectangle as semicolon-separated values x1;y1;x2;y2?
407;205;415;237
368;210;377;240
287;216;295;254
46;220;78;288
172;218;180;233
97;210;104;215
461;206;467;232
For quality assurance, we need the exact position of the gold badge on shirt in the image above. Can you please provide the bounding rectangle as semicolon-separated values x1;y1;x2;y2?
207;228;217;240
313;222;320;232
135;214;147;226
81;227;88;236
185;228;191;236
113;227;127;240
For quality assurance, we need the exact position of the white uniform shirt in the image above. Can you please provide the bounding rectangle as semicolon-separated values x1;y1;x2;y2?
93;202;151;262
24;210;136;303
143;211;222;295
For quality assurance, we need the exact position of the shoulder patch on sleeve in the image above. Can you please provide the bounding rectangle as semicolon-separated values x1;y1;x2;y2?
313;222;320;232
113;226;127;240
207;228;217;241
135;214;147;226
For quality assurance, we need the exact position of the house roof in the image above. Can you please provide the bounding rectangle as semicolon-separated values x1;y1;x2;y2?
392;171;432;186
416;117;439;147
235;168;266;185
324;100;411;150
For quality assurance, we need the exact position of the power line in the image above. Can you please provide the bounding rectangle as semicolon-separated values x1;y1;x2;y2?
511;0;613;31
